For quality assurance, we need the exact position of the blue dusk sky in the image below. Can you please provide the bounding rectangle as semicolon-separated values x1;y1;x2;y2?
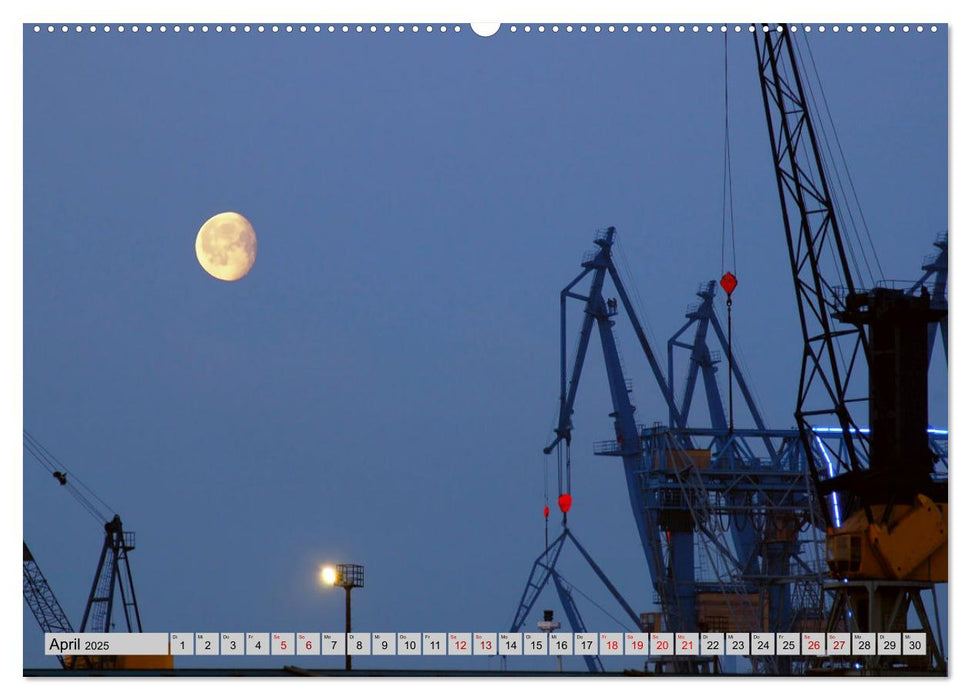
22;23;946;672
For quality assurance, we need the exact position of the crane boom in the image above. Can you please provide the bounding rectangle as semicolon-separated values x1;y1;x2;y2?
23;542;74;669
754;20;946;535
23;542;74;634
753;26;871;527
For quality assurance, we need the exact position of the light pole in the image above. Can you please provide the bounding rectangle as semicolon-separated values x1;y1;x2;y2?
538;609;562;673
322;563;364;671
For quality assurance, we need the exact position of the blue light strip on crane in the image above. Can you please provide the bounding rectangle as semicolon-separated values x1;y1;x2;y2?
808;427;947;529
810;427;948;436
814;435;842;528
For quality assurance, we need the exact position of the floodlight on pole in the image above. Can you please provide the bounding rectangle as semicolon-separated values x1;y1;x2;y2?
322;563;364;671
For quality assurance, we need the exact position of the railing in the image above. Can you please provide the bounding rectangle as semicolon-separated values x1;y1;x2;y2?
832;281;925;308
593;440;621;455
873;279;922;291
594;227;613;243
657;488;687;509
923;252;944;270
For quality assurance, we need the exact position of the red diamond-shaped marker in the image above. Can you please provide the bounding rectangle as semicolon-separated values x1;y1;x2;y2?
720;271;738;296
558;493;573;514
543;505;550;519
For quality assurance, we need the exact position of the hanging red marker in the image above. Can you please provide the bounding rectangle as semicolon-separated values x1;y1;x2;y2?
543;505;550;519
720;271;738;296
720;271;737;434
558;493;573;513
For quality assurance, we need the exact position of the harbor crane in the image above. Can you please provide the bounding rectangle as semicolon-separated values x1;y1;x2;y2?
753;25;946;674
23;431;172;670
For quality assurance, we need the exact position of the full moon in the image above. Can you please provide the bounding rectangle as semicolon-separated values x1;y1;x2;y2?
195;212;258;282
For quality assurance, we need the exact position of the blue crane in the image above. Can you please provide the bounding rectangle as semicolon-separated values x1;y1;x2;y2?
509;226;674;672
541;226;691;632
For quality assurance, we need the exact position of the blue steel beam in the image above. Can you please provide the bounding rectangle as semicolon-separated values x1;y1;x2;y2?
591;291;693;630
565;529;642;629
509;528;637;673
510;530;569;633
666;283;777;584
551;571;604;672
544;239;609;455
669;282;725;435
604;260;686;444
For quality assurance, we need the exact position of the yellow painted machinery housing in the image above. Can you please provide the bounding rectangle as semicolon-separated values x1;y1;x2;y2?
826;495;947;582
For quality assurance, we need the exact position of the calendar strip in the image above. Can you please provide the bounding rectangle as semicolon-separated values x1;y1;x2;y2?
47;632;929;657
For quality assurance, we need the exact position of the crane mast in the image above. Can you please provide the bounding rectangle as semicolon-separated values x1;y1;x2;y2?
79;514;143;634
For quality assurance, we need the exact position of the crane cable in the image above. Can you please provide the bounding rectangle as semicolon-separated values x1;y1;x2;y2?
560;440;572;527
720;32;738;435
23;430;113;525
544;392;561;558
720;31;738;280
555;572;636;633
796;33;885;288
543;451;550;558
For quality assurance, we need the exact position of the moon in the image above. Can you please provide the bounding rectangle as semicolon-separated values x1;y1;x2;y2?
195;212;258;282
